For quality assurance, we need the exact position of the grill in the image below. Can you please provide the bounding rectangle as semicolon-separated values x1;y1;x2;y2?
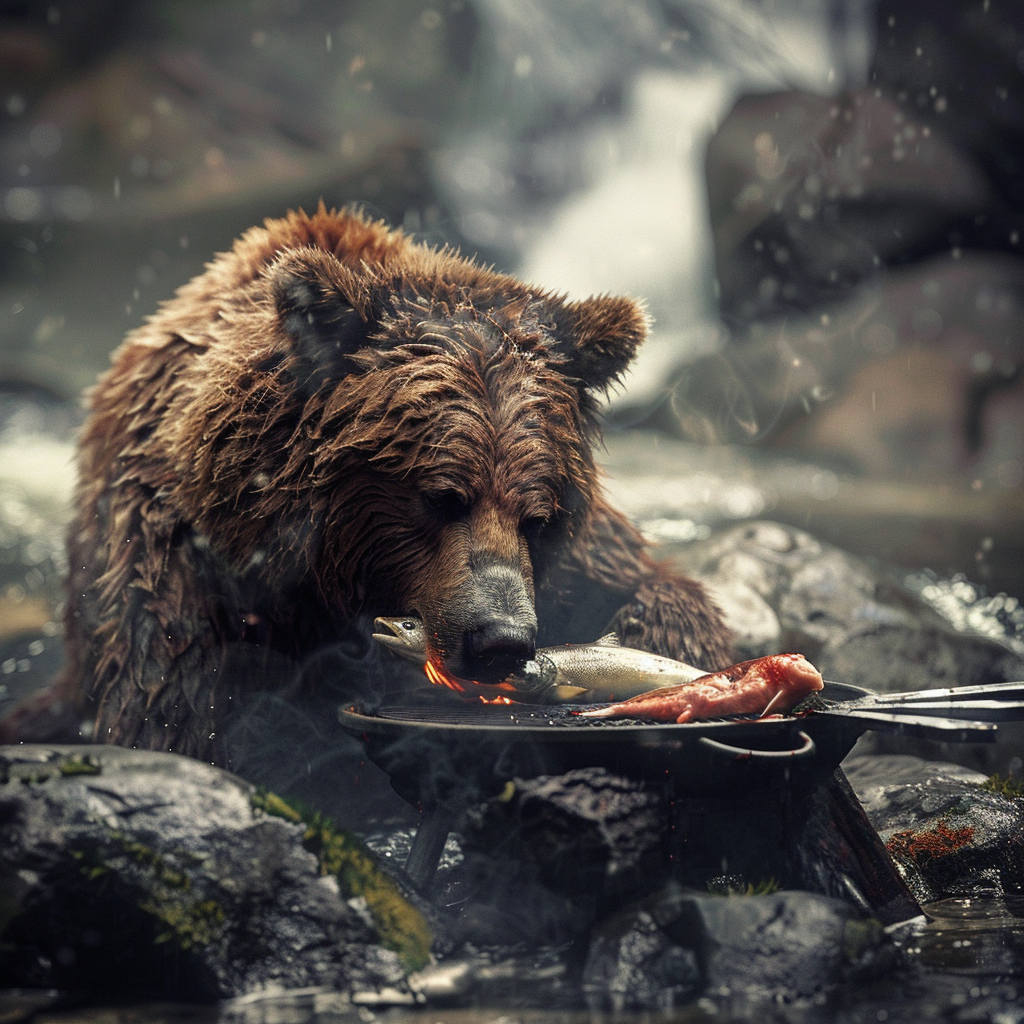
339;679;1024;922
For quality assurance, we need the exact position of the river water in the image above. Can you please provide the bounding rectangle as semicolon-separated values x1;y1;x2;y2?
4;898;1023;1024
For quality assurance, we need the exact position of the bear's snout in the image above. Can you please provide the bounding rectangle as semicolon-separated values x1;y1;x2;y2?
466;615;537;679
432;559;537;682
462;560;537;680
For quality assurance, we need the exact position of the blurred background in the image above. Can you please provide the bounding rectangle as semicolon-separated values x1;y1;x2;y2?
1;0;1023;707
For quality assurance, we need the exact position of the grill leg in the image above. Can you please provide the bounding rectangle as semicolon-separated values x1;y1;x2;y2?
405;805;455;891
793;768;921;926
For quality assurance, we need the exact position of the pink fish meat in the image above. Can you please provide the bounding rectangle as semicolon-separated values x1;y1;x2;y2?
578;653;824;723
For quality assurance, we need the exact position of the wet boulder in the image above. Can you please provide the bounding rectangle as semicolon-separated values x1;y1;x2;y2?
460;767;670;902
583;901;700;1012
677;521;1024;691
415;767;669;954
845;755;1024;903
0;745;427;1000
582;884;890;1011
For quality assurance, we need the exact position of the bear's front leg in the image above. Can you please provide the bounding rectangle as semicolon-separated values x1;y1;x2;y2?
539;501;733;670
605;570;732;670
59;474;257;763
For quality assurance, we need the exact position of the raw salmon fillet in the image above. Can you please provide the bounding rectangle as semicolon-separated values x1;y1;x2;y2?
578;653;823;723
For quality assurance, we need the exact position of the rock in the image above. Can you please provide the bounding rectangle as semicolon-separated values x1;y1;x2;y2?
583;904;700;1012
706;89;990;330
421;767;669;952
0;745;424;1000
844;755;1024;903
583;885;891;1010
824;624;1024;695
698;77;1024;485
460;767;669;901
678;521;1024;692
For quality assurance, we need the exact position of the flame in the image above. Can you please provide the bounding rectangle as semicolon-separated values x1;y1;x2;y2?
424;659;467;692
423;659;521;704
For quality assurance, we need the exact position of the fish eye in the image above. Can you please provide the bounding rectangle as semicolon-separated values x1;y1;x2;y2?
400;620;417;631
522;514;549;538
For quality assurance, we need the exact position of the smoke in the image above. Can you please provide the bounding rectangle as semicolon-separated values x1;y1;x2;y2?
219;617;423;830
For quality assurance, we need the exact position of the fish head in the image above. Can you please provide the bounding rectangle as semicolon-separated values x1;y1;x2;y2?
502;652;560;694
372;616;429;663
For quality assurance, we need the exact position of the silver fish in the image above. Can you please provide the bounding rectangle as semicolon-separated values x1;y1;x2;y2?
372;616;707;703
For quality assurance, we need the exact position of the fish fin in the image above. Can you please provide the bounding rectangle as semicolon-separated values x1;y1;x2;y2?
548;685;592;703
592;633;621;646
760;690;788;717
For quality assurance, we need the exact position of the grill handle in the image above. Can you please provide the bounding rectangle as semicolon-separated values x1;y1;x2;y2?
697;729;816;760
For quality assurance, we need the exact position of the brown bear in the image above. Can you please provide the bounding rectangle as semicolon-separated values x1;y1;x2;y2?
4;205;730;766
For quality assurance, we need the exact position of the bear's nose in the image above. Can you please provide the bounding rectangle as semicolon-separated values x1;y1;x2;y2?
466;617;536;681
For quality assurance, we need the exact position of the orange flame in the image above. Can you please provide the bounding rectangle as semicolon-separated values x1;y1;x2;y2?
424;660;467;692
423;659;521;703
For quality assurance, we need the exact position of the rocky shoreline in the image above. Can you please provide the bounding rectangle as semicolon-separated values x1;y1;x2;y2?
2;742;1023;1015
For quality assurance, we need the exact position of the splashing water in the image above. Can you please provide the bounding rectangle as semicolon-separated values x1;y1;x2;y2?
903;570;1024;657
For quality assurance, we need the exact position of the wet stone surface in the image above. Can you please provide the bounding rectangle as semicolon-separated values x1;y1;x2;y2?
3;745;1024;1020
0;745;410;1001
582;885;891;1012
460;767;669;900
845;754;1024;904
676;519;1024;776
677;521;1024;691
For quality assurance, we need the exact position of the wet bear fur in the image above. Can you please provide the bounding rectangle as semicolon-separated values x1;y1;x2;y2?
6;206;731;764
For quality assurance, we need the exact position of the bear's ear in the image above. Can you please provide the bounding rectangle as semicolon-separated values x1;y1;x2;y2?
550;295;648;391
268;247;372;373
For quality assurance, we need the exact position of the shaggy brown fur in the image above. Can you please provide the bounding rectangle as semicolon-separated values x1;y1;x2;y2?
3;205;731;763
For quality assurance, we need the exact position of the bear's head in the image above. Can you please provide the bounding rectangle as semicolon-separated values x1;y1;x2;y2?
170;209;647;682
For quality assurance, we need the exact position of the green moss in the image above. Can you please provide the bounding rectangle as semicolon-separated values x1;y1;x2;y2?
110;832;193;891
71;847;110;881
707;876;781;896
70;834;223;953
7;752;102;784
250;788;304;823
57;754;102;777
981;773;1024;800
142;897;226;950
252;788;432;971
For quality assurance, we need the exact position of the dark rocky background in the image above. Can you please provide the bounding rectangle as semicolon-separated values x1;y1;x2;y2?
2;0;1024;1020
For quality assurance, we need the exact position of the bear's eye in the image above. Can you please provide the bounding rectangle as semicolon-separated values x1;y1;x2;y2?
421;489;471;521
521;515;549;540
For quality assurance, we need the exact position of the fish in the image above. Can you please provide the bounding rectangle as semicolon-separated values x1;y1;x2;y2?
530;636;708;701
371;616;709;703
372;615;566;700
578;652;824;723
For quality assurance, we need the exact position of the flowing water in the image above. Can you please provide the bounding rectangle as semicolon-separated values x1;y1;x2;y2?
4;897;1024;1024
